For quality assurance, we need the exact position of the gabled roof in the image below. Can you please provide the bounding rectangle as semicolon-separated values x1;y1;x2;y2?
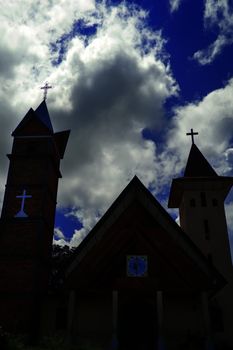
184;144;217;177
12;101;53;136
65;176;225;292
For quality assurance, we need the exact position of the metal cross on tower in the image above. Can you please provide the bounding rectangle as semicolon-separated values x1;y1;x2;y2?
40;82;52;101
14;189;32;218
186;128;198;144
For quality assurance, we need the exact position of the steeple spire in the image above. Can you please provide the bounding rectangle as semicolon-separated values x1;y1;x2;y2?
184;144;218;177
168;143;233;208
184;128;217;177
12;100;53;136
35;100;54;132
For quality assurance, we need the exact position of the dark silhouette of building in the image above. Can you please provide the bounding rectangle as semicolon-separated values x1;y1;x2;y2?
0;102;232;349
0;101;70;339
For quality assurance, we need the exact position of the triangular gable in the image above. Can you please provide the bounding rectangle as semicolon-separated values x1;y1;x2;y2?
184;144;217;177
12;103;53;136
66;176;225;292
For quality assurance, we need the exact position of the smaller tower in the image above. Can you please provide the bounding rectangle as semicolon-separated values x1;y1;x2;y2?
0;101;70;337
168;142;233;279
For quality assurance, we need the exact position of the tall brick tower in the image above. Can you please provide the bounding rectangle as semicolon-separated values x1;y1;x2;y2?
0;101;70;337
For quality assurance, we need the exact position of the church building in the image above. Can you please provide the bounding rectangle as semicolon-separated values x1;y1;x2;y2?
0;101;233;350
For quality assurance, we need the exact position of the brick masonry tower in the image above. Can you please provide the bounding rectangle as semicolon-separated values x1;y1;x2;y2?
0;101;70;337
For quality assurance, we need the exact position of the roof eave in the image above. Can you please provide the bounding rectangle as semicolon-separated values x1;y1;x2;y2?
168;176;233;208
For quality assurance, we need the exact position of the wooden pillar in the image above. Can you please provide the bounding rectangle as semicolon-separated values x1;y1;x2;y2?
111;290;118;350
201;292;214;350
157;290;165;350
67;290;76;343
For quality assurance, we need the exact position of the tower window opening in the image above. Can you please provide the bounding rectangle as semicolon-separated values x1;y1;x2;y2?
200;192;207;207
190;198;196;207
212;198;218;207
204;219;210;240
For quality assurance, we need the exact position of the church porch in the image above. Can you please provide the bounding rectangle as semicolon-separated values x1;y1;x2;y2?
63;288;212;350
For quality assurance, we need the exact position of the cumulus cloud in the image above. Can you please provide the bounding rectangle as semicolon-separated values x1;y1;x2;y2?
50;4;177;245
0;1;177;246
164;78;233;176
2;1;232;252
53;227;70;246
0;0;95;212
194;0;233;64
54;227;65;240
65;76;233;247
53;237;70;247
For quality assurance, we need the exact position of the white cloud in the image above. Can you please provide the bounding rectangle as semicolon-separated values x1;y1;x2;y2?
194;0;233;64
193;34;230;65
162;78;233;257
204;0;230;27
0;0;232;255
53;227;72;246
169;0;182;13
164;78;233;177
54;227;65;240
47;4;177;244
53;238;70;247
68;76;233;246
0;2;177;246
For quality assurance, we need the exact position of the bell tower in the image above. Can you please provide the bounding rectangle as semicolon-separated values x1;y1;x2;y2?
168;132;233;280
0;101;70;336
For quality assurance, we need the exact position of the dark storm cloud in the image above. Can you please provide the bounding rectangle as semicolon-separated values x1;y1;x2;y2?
71;53;165;127
52;51;174;178
0;47;19;78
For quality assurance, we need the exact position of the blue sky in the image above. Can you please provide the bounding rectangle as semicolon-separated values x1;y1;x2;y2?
54;0;233;246
0;0;233;250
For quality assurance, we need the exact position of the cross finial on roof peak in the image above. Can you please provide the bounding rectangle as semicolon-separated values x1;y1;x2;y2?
186;128;198;144
40;82;52;101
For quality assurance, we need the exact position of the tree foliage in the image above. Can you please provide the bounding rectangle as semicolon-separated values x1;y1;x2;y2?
50;245;76;291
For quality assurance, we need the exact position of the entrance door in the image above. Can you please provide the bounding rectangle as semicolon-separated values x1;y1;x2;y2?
118;293;156;350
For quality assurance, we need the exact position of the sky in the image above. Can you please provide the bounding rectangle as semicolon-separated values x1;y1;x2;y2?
1;0;233;253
